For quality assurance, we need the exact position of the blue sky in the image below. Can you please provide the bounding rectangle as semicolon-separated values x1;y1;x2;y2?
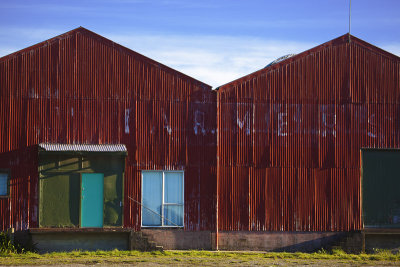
1;0;399;87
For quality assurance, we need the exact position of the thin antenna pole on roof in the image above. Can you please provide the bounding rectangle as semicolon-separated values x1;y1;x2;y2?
349;0;352;42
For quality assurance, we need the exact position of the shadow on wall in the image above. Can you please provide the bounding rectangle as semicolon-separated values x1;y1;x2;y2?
271;233;347;252
217;231;358;252
0;145;39;231
38;153;124;228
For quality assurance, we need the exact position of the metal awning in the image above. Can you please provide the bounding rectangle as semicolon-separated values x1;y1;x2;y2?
38;143;127;153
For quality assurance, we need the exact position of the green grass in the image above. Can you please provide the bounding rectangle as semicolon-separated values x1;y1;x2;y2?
0;249;399;266
0;232;24;254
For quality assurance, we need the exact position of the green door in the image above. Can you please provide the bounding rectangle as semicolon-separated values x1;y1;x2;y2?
81;173;104;227
362;150;400;228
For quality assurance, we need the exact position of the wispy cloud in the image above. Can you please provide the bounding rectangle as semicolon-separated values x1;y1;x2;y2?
108;33;400;87
381;44;400;57
108;33;315;87
0;1;220;20
0;2;85;12
0;47;16;57
1;27;399;88
99;0;221;8
0;26;315;87
0;27;69;55
0;27;63;40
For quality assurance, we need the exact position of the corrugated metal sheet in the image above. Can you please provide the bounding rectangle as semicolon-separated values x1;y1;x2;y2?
217;34;400;231
2;29;399;234
0;27;217;231
38;143;127;152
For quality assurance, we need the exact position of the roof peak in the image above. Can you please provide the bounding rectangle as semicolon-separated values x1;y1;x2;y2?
0;27;211;88
217;33;399;89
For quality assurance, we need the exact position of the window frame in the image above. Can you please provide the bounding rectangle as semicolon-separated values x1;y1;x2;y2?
0;169;10;198
141;170;184;228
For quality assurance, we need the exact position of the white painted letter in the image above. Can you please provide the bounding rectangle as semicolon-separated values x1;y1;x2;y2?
237;111;251;135
125;109;130;134
278;112;288;136
194;110;206;135
367;114;376;138
321;105;336;137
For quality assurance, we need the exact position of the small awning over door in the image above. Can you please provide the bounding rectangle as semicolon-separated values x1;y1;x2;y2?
38;143;127;153
38;143;126;228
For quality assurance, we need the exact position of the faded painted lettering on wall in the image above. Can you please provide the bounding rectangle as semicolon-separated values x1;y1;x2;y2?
0;28;399;234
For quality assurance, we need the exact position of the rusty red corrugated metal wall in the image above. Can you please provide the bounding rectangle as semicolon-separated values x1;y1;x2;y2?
217;34;400;231
2;30;398;233
0;28;217;231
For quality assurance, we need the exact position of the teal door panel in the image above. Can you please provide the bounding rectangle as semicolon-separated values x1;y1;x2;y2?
81;173;104;227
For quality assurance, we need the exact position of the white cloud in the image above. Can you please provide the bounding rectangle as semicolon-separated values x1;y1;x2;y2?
0;47;16;57
0;27;67;53
2;28;398;88
380;44;400;57
108;33;314;87
0;27;63;40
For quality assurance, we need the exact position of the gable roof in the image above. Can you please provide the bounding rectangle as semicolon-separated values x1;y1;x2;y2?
216;33;400;90
0;27;211;89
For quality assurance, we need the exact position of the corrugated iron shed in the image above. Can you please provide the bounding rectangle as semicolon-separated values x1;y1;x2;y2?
2;29;399;235
216;34;400;232
0;27;217;231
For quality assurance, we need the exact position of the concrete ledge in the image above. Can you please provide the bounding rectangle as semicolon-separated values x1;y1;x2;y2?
217;231;348;252
140;230;364;252
18;229;381;252
364;228;400;234
141;229;212;250
364;229;400;253
29;230;129;252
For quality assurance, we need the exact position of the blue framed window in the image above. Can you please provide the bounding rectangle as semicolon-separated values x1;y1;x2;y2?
142;171;184;227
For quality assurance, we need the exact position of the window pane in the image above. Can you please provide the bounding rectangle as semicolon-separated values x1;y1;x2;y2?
164;172;183;204
163;205;183;226
0;174;7;196
142;172;162;226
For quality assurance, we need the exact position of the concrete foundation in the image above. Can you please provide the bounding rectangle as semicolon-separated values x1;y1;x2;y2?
141;229;212;250
139;230;362;252
364;229;400;253
216;231;347;252
29;228;130;252
11;228;400;253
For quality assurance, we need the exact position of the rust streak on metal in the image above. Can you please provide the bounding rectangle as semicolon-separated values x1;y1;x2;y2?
1;29;399;233
216;34;400;232
0;27;217;231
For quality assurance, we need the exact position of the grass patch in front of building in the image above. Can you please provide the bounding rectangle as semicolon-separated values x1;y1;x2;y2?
0;249;399;266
